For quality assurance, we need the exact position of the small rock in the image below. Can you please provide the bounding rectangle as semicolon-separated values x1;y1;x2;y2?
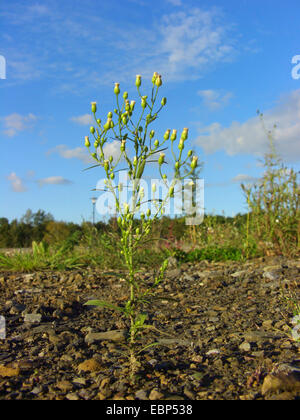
73;378;87;386
239;342;251;352
149;388;164;400
66;393;80;400
206;349;220;356
56;380;73;393
85;330;126;344
77;358;102;373
24;314;42;324
0;364;20;377
262;371;300;395
31;386;43;395
135;390;148;400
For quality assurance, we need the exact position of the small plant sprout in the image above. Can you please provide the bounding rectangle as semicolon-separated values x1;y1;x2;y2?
83;73;198;382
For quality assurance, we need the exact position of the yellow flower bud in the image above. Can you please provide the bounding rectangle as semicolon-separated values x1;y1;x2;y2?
91;102;97;113
170;129;177;141
191;156;198;170
85;136;90;148
164;129;171;140
152;72;158;84
155;74;162;87
181;127;189;141
158;153;165;165
135;74;142;87
114;82;120;95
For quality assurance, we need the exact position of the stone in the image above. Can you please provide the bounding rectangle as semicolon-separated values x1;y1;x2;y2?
0;364;20;377
239;342;251;352
24;313;42;323
66;393;80;400
149;388;164;400
135;390;148;400
85;330;127;344
262;370;300;395
77;358;102;373
56;380;74;393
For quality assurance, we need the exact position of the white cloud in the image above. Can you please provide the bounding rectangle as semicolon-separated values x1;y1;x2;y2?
6;172;27;192
1;3;237;89
1;113;37;137
38;176;72;187
47;145;93;164
103;140;122;162
48;141;122;165
198;89;233;110
70;114;94;125
195;89;300;162
231;174;258;184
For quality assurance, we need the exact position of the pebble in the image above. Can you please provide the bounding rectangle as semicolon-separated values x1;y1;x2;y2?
24;314;42;323
85;330;127;344
239;342;251;352
77;358;102;373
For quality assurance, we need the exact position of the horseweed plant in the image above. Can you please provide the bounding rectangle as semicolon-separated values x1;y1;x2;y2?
83;73;198;380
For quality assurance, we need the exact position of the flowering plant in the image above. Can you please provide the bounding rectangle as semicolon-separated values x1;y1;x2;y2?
83;73;198;380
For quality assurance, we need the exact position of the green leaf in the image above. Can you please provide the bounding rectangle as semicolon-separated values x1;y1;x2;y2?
84;300;126;313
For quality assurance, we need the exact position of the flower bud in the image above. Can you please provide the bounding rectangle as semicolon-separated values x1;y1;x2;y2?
141;212;145;220
135;227;140;235
91;102;97;113
104;160;109;171
123;91;128;100
164;129;171;140
91;152;97;160
181;127;189;141
191;156;198;170
90;126;95;134
104;118;112;131
170;129;177;141
124;202;129;214
133;156;138;166
139;187;144;198
94;140;100;148
175;161;180;170
162;174;167;180
96;118;101;125
146;209;151;217
85;136;90;148
120;139;126;152
154;139;159;148
107;111;113;119
155;74;162;87
135;74;142;87
152;183;156;193
158;152;165;165
150;130;155;139
152;72;158;84
178;139;184;150
187;150;193;157
125;100;130;112
114;82;120;95
109;155;113;163
169;186;174;197
141;95;147;109
161;97;167;106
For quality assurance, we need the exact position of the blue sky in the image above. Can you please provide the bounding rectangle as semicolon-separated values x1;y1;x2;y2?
0;0;299;224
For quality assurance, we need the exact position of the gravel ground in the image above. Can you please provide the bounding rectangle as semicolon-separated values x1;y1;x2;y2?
0;255;300;400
